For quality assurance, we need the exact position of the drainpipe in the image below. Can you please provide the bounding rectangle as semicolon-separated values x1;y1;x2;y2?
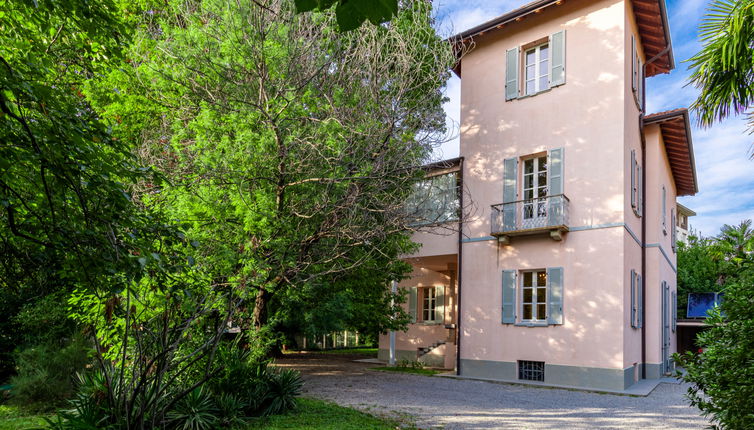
455;157;465;375
640;44;672;379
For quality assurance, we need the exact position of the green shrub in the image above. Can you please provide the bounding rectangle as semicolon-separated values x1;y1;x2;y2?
262;368;303;416
167;387;219;430
9;336;91;409
676;274;754;430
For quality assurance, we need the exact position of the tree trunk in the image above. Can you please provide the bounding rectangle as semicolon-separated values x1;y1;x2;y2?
253;288;270;329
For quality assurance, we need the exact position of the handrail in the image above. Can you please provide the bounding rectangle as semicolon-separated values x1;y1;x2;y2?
490;194;570;207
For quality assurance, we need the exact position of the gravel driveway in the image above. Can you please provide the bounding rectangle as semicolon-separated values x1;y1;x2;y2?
276;353;710;429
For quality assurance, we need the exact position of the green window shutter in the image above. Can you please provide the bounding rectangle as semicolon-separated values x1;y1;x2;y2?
547;267;564;325
630;150;637;210
550;30;566;87
671;209;677;252
637;274;643;328
435;285;444;324
631;35;637;92
505;47;520;100
502;270;516;324
409;286;417;323
637;165;643;217
503;157;518;231
548;148;564;195
548;148;565;225
638;59;644;108
630;269;637;328
671;291;677;332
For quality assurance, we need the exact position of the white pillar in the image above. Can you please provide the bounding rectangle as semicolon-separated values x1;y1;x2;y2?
389;280;397;365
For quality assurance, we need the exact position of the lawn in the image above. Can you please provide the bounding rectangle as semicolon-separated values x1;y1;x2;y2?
0;405;51;430
0;398;411;430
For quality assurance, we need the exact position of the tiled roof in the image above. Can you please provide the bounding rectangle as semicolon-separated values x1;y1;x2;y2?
449;0;674;77
644;108;698;196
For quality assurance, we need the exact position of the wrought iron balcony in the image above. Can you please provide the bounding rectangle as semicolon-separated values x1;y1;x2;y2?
491;194;570;242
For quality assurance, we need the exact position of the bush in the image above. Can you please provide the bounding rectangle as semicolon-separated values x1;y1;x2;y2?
676;274;754;430
9;336;91;409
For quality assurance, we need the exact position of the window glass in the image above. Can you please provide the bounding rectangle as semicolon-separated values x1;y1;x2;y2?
525;44;550;95
522;270;548;321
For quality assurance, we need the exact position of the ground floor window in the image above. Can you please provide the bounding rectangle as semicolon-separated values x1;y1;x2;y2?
521;270;548;322
422;287;437;322
518;360;545;381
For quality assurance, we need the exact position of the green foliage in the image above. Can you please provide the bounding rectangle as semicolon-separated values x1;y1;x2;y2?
688;0;754;136
294;0;398;31
676;273;754;429
167;388;219;430
676;220;754;429
677;235;725;317
8;336;91;409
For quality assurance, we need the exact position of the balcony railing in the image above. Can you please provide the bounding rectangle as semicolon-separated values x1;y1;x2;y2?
491;194;570;240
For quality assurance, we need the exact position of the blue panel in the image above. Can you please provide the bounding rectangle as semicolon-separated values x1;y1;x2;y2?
687;293;717;318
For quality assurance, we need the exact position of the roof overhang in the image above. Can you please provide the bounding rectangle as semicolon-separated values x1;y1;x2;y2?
422;157;463;177
644;109;698;196
677;202;697;217
448;0;674;77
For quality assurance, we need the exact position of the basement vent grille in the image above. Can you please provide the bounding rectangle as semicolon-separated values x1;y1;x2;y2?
518;360;545;381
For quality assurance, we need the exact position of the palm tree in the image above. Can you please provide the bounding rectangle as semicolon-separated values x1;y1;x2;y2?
715;220;754;272
688;0;754;137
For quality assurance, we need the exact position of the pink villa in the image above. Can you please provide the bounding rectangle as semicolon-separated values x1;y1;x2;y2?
378;0;698;392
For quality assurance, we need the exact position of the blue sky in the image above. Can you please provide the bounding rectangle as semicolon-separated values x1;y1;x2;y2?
432;0;754;237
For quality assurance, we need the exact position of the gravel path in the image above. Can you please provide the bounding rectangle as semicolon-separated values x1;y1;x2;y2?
276;353;710;429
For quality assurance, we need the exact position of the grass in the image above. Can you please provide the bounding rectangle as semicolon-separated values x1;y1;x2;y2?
248;397;414;429
0;404;51;430
0;398;411;430
371;366;442;376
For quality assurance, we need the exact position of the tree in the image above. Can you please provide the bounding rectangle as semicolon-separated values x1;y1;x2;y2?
294;0;398;31
676;235;725;318
87;0;456;352
688;0;754;137
676;220;754;429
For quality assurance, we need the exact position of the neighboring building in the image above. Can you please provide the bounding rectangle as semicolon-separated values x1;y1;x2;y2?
378;0;698;392
676;203;696;244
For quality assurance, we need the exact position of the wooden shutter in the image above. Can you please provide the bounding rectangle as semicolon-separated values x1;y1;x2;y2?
637;274;643;328
637;165;643;216
631;35;637;92
671;209;677;252
435;285;444;324
630;269;637;328
505;47;520;100
671;290;677;332
550;30;566;87
638;59;644;109
548;148;564;225
547;267;564;325
502;270;516;324
630;150;637;209
503;157;518;231
409;286;417;323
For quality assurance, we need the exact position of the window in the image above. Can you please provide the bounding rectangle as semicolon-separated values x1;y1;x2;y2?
518;360;545;381
662;186;667;235
505;30;566;101
422;287;437;322
502;268;563;325
406;172;460;226
525;44;549;95
631;35;645;110
522;156;549;225
522;270;548;322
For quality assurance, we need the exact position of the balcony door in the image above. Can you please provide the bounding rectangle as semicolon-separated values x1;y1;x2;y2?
522;156;549;229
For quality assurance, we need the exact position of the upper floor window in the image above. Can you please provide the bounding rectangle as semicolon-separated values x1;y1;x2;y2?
522;156;549;223
631;35;644;110
406;172;460;226
630;149;643;217
525;44;549;95
505;30;566;101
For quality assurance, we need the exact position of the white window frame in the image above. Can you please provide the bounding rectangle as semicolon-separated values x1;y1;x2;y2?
524;43;550;96
422;287;437;322
520;270;548;323
521;155;549;226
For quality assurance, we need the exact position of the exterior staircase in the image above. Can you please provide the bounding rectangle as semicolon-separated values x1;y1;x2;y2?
417;341;445;359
